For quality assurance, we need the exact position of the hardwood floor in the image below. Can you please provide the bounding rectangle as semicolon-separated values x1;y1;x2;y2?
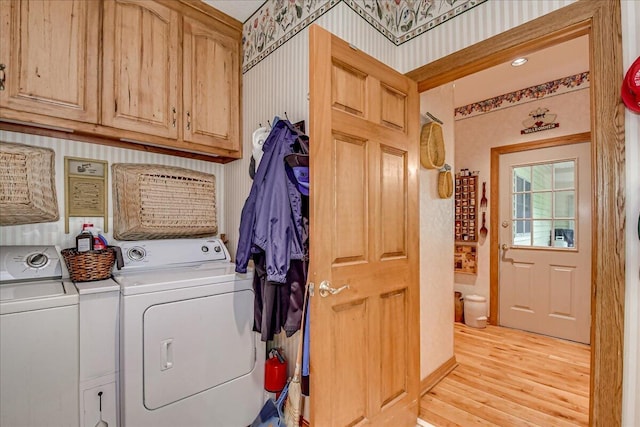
419;323;590;427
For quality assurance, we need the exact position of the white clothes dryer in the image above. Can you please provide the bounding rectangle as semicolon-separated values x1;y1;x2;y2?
0;246;79;427
113;238;264;427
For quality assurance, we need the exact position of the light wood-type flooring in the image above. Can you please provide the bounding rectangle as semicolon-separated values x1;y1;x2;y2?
419;323;590;427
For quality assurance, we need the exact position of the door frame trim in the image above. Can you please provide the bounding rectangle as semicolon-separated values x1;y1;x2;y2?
489;132;591;325
406;1;625;424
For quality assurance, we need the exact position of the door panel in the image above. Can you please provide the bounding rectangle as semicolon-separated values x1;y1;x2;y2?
331;61;367;116
380;289;408;406
380;147;407;258
380;85;406;130
309;25;419;426
334;135;368;264
332;299;368;426
499;142;591;343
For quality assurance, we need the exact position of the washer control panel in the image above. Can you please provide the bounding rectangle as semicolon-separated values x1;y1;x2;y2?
115;238;229;270
0;246;63;282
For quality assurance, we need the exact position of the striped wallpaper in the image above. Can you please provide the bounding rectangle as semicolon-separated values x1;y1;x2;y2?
0;131;225;249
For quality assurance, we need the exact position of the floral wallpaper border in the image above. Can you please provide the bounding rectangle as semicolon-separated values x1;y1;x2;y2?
454;72;590;120
242;0;488;74
344;0;488;46
243;0;339;74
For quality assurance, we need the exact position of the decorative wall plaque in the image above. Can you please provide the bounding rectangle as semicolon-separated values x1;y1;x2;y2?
64;157;108;233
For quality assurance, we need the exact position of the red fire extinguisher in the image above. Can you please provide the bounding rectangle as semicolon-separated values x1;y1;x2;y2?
265;348;288;397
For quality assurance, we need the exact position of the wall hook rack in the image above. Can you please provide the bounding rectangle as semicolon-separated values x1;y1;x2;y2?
423;111;444;125
439;163;451;172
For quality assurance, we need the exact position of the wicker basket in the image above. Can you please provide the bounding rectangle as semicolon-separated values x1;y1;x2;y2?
438;170;454;199
112;164;218;240
420;122;446;169
0;142;59;225
61;247;116;282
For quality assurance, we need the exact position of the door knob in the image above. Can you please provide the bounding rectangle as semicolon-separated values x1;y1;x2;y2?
501;243;509;251
318;281;350;298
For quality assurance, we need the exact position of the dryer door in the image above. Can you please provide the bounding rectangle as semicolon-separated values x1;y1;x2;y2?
143;289;255;409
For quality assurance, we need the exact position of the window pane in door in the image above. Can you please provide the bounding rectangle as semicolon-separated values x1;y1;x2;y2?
532;192;552;218
554;191;575;217
513;193;531;219
533;220;553;247
553;220;576;247
513;220;531;246
553;161;575;190
513;167;531;192
532;163;553;190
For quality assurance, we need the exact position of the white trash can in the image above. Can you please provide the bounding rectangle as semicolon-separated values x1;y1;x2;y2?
464;294;487;328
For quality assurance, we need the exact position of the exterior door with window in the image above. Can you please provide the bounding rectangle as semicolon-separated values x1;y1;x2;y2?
499;142;591;344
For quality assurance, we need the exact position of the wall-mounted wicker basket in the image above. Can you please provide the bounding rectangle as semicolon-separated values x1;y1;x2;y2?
112;164;218;240
0;142;59;226
420;122;446;169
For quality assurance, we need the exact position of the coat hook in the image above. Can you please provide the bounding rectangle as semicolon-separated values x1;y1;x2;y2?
424;112;444;125
267;119;272;129
284;111;290;121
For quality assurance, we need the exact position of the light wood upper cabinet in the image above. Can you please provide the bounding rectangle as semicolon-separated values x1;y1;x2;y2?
183;15;240;153
0;0;99;123
102;0;179;139
0;0;243;162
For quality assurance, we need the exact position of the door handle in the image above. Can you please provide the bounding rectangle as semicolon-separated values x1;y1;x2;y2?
318;280;350;298
501;244;509;251
161;339;173;371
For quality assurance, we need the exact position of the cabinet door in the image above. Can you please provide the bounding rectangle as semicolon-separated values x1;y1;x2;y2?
183;16;240;152
0;0;99;123
102;0;179;139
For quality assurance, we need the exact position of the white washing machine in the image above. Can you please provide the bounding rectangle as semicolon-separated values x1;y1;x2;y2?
0;245;79;427
114;238;264;427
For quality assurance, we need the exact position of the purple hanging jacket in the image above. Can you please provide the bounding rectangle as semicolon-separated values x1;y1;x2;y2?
236;120;305;283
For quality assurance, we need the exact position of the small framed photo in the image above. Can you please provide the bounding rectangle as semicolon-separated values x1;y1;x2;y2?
454;243;477;274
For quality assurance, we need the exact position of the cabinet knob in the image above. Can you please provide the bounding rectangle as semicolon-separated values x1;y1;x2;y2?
186;111;191;131
172;107;176;128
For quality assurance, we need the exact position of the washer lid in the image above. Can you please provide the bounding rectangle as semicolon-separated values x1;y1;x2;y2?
0;280;78;315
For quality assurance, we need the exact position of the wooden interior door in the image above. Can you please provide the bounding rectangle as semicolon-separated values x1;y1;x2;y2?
102;0;178;139
498;142;591;344
0;0;99;122
309;25;420;426
183;15;240;153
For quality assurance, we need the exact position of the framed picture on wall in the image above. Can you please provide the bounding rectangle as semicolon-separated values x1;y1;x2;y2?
454;243;477;275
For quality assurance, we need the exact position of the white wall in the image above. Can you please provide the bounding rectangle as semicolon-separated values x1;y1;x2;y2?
419;86;456;375
395;0;577;74
0;131;225;248
453;88;591;309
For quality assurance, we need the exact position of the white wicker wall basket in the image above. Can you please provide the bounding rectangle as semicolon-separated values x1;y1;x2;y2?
0;142;59;226
112;163;218;240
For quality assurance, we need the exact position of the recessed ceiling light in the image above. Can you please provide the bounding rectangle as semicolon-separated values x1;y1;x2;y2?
511;57;528;67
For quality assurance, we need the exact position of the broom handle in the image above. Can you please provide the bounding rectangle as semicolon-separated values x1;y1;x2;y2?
293;284;309;379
